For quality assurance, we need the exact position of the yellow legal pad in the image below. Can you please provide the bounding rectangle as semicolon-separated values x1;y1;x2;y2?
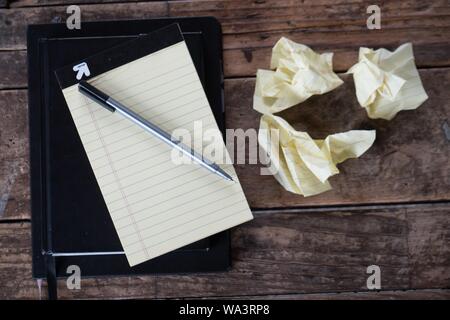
59;32;253;266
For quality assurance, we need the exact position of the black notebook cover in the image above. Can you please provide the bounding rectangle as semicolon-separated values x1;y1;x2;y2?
28;17;229;279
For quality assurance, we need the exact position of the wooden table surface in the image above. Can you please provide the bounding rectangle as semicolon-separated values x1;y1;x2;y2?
0;0;449;299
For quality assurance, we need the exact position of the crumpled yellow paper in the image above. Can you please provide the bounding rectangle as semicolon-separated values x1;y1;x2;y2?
253;37;343;114
258;114;376;196
347;43;428;120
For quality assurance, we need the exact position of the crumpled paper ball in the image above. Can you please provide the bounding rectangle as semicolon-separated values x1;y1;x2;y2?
258;114;376;197
253;37;344;114
347;43;428;120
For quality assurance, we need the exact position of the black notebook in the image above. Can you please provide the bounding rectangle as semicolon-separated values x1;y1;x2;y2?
28;18;232;285
53;23;252;267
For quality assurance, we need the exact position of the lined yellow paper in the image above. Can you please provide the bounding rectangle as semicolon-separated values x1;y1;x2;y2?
258;114;376;197
252;37;375;197
61;41;253;266
346;43;428;120
253;37;343;114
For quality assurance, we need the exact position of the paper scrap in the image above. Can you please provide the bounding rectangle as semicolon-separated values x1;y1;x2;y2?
347;43;428;120
253;37;344;114
258;114;376;197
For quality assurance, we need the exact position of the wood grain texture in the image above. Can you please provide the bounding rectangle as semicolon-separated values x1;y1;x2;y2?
211;289;450;300
0;50;26;89
0;2;169;50
408;205;450;288
9;0;134;7
1;1;450;76
0;222;37;299
226;68;450;208
0;90;29;220
172;0;450;75
156;207;409;298
223;29;450;77
0;203;448;299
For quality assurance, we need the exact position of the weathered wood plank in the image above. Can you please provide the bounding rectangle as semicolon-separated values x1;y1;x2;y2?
0;0;7;9
0;90;29;220
223;28;450;77
147;204;450;298
0;222;38;299
0;67;449;219
10;0;450;18
156;207;410;298
17;0;444;20
213;289;450;300
407;205;450;288
226;68;450;208
0;50;26;89
168;0;450;19
0;203;448;299
0;2;169;49
1;1;450;76
9;0;134;7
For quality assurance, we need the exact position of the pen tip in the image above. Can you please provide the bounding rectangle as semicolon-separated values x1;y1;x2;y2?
213;165;234;182
220;171;234;182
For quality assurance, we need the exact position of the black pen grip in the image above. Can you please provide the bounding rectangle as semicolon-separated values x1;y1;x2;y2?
78;80;115;112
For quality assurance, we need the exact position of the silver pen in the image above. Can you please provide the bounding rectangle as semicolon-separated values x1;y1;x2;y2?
78;80;233;182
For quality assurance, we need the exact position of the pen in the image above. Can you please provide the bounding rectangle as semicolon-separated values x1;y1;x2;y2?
78;80;233;182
